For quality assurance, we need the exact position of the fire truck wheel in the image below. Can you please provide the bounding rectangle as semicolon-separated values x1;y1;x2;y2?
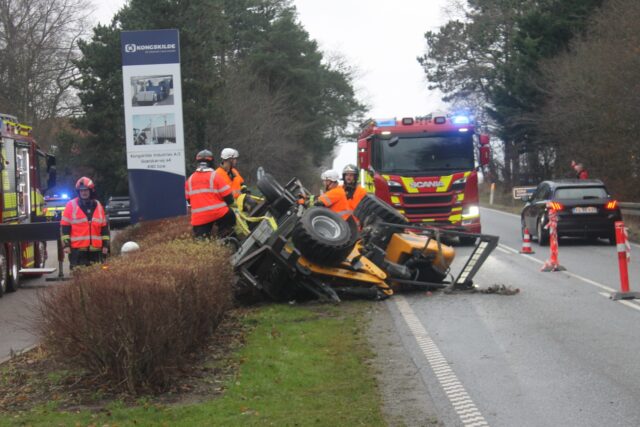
292;207;355;265
354;195;408;227
7;245;20;292
0;247;7;297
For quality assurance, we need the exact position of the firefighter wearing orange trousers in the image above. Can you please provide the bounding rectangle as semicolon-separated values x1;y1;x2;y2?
315;169;352;220
186;149;235;238
60;177;109;269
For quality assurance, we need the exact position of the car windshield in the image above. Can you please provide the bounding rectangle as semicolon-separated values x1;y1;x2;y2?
554;187;608;199
376;134;474;174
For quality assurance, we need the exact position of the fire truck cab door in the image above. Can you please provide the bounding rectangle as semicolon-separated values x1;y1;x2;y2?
16;144;30;219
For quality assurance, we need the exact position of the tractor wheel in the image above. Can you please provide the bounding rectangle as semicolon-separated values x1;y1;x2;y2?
292;207;355;265
7;244;20;292
354;194;408;227
257;173;289;204
0;247;7;297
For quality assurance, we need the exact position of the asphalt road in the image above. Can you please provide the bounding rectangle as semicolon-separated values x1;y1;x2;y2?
0;240;69;363
386;207;640;426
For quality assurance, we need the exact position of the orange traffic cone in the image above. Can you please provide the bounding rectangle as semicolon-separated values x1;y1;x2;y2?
520;228;535;254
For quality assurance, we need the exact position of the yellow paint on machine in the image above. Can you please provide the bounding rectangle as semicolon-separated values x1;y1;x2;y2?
436;175;453;193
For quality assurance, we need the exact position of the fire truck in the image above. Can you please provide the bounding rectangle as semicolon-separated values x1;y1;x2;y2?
0;113;56;296
357;113;490;242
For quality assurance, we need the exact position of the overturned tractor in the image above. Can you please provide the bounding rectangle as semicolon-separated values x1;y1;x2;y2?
231;173;498;302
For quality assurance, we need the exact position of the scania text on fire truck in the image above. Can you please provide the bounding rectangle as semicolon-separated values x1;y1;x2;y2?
0;113;56;296
356;113;490;242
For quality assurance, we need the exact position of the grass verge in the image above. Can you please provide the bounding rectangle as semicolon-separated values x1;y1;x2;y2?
1;302;385;426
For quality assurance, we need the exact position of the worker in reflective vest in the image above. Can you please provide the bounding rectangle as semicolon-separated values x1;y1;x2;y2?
60;177;110;269
217;148;246;199
342;164;367;214
186;149;235;238
315;169;352;220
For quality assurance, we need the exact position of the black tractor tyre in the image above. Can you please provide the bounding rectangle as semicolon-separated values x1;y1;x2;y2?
292;207;355;265
354;194;408;226
257;173;290;204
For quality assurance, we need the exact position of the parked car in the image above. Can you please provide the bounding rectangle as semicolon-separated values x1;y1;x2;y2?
520;179;622;246
105;196;131;229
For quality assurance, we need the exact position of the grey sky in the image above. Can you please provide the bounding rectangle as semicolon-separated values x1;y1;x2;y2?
93;0;449;119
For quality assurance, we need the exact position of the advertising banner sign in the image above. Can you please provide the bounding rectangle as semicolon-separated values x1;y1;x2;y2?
121;29;186;223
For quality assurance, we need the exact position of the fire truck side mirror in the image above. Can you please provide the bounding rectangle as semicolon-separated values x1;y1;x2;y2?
46;155;57;189
479;145;490;167
357;139;369;169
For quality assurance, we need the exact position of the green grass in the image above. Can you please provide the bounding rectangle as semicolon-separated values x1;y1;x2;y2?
1;303;385;427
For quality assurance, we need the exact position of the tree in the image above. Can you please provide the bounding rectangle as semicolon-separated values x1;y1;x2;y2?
0;0;92;143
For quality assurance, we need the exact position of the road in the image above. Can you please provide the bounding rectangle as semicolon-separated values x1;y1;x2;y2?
385;207;640;426
0;240;69;363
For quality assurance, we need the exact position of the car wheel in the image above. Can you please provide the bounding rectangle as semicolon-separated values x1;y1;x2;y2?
7;244;21;292
292;207;355;266
537;218;549;246
607;232;617;246
0;247;7;297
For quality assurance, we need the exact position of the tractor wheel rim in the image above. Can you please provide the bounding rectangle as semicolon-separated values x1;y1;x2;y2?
311;216;342;241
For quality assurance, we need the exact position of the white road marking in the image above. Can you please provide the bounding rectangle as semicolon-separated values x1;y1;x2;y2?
598;292;640;311
395;296;490;427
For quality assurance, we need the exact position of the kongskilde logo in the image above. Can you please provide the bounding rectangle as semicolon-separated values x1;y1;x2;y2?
410;180;445;188
124;43;177;54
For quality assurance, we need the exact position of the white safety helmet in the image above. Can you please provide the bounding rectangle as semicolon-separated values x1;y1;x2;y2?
321;169;340;182
121;241;140;255
221;148;238;160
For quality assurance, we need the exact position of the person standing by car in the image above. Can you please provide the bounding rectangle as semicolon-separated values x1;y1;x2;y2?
186;149;235;238
315;169;352;220
60;177;109;269
571;160;589;180
342;164;367;212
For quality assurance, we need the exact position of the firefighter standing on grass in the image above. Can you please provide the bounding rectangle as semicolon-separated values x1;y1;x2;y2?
315;169;352;220
60;177;109;269
185;149;235;238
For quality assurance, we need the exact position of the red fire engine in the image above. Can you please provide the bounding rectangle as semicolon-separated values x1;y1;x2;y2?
357;113;490;241
0;113;56;296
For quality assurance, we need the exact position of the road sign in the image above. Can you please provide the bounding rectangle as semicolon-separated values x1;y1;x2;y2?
512;186;536;200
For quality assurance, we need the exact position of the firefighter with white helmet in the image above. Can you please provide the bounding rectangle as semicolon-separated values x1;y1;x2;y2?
315;169;352;220
60;176;110;269
185;149;235;238
342;164;367;219
217;148;247;199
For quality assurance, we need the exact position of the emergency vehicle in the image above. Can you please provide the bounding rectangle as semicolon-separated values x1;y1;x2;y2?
0;113;55;296
357;113;490;240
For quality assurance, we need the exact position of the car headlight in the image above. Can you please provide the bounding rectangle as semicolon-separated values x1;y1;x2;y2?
462;205;480;219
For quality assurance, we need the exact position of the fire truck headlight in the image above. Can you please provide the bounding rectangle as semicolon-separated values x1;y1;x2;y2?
462;205;480;219
452;177;467;185
387;180;403;191
452;115;470;124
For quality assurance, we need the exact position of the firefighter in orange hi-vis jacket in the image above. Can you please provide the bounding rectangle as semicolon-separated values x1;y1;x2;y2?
60;177;109;269
315;169;352;220
185;149;235;238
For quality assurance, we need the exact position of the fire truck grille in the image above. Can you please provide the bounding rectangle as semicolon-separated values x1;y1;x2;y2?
404;206;452;216
403;194;453;205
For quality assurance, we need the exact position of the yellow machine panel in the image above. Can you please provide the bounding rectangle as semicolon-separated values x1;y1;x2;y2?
385;232;455;271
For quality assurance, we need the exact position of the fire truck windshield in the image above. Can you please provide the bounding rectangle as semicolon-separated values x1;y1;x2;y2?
374;134;474;174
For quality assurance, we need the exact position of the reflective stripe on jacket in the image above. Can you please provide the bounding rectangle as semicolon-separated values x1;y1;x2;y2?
216;167;245;199
60;198;108;249
186;168;231;226
318;186;352;220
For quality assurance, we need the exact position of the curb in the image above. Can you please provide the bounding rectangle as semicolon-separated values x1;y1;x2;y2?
0;344;38;366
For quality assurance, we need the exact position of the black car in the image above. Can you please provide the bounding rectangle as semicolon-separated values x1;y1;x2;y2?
521;179;622;246
105;196;131;229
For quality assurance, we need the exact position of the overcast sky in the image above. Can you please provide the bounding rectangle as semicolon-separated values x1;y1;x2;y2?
92;0;452;171
93;0;450;118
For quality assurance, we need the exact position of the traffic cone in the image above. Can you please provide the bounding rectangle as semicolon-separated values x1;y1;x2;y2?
520;228;535;254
